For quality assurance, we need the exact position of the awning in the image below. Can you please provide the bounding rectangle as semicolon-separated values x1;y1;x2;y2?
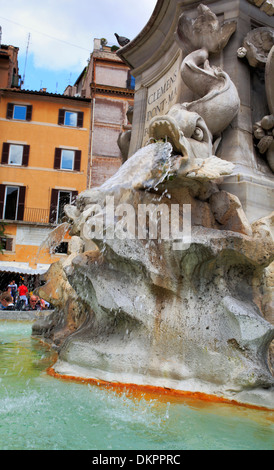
0;261;51;275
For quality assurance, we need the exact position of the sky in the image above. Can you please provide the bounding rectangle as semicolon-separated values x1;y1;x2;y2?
0;0;157;94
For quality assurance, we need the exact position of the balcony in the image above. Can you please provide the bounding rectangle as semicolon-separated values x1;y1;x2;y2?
23;207;51;224
1;207;66;226
1;207;52;225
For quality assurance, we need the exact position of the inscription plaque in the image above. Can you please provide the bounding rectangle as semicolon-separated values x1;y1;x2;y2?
142;55;182;146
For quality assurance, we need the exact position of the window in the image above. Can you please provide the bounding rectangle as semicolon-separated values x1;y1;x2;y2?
6;103;32;121
61;149;75;170
64;111;78;127
4;187;19;220
13;105;27;120
1;143;30;167
58;109;84;127
54;148;81;171
0;185;26;221
57;191;71;223
0;237;13;251
49;189;78;224
8;144;24;165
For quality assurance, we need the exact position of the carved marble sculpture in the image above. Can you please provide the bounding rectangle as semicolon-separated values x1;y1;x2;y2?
238;27;274;171
149;5;240;161
33;4;274;409
117;106;133;162
255;44;274;171
175;4;237;54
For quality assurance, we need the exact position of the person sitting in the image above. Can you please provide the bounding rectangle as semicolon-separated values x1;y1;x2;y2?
0;292;15;310
25;295;44;311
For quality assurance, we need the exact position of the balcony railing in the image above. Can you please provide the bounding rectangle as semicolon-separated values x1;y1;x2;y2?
23;207;51;224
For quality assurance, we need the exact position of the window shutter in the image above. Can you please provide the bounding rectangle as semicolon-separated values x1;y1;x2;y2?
26;105;33;121
6;103;14;119
54;148;62;169
5;238;13;251
58;109;65;125
0;184;6;219
17;186;26;221
1;143;10;164
77;111;84;128
22;145;30;166
49;189;59;223
74;150;81;171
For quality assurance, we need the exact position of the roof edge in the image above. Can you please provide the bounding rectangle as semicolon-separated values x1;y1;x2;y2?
0;87;91;102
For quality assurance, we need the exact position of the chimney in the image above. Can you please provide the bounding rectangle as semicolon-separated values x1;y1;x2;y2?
93;38;101;51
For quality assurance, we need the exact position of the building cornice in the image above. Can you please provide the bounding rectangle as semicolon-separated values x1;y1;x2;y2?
90;83;134;98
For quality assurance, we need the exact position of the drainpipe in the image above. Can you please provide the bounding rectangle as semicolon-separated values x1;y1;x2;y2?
88;55;97;189
88;95;95;189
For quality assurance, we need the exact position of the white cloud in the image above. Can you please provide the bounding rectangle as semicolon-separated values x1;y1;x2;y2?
0;0;157;71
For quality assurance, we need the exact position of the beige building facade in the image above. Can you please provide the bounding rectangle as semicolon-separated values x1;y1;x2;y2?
65;38;135;188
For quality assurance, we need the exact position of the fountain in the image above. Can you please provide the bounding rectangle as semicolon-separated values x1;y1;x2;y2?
33;2;274;410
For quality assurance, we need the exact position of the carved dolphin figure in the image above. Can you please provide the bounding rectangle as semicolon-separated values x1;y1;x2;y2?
148;48;240;166
173;5;240;136
148;105;213;173
181;48;240;136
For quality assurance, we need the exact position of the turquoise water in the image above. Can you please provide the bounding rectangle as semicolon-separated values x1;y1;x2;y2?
0;320;273;450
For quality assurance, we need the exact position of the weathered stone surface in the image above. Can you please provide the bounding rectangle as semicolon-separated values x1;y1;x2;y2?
68;236;85;255
237;27;274;68
209;190;252;235
251;213;274;372
34;240;90;348
52;223;274;408
33;142;274;409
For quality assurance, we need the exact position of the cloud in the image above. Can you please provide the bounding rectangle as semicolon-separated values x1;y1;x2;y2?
0;0;157;72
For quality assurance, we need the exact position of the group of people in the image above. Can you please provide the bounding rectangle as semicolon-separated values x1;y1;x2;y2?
0;280;51;311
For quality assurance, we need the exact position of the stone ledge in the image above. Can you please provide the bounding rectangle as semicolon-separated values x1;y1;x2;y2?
0;310;55;321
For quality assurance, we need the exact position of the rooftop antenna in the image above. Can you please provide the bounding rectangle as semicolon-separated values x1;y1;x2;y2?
22;33;30;87
0;26;2;47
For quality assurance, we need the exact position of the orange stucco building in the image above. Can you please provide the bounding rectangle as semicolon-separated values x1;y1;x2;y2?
0;38;134;292
0;87;91;288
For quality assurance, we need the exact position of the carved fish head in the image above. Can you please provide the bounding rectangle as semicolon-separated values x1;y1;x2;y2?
148;104;213;165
